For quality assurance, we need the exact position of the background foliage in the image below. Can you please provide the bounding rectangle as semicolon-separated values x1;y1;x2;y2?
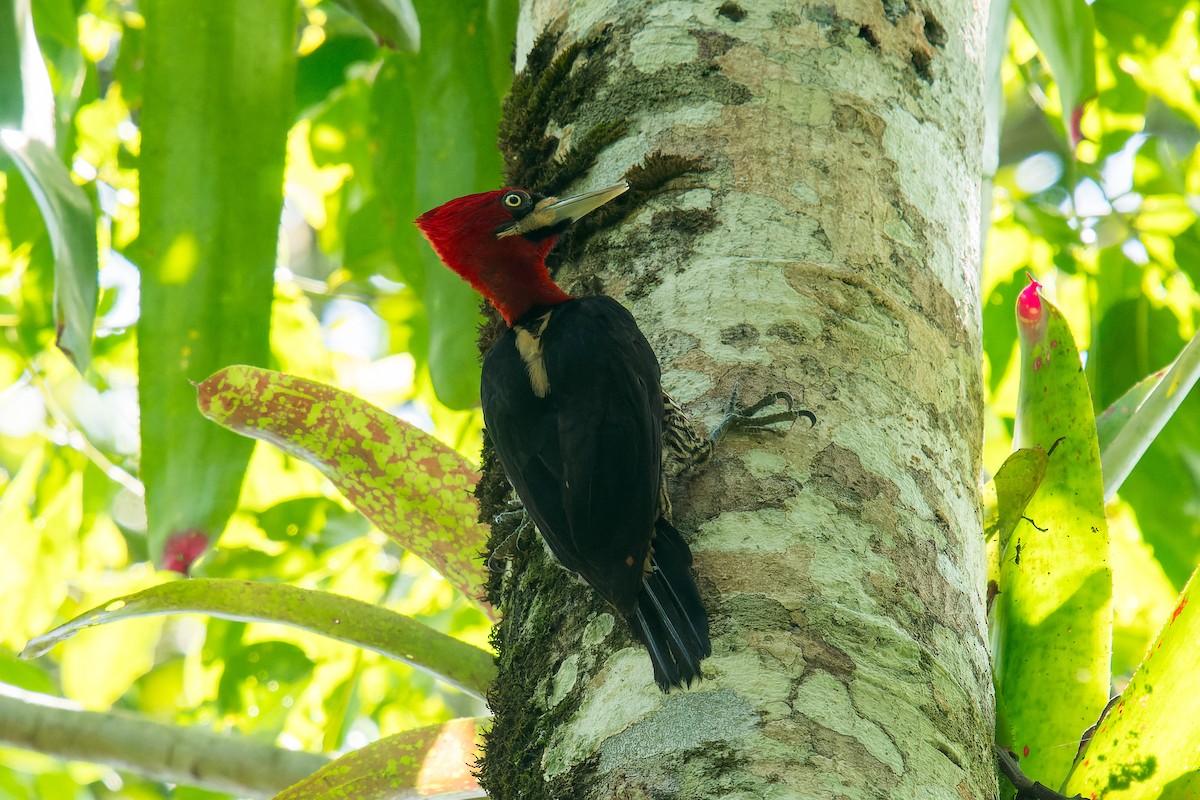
0;0;1198;797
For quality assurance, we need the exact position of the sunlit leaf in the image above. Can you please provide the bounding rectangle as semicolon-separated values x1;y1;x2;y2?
22;579;496;698
0;0;58;141
0;0;97;375
196;365;494;618
986;447;1050;549
994;278;1112;790
983;268;1026;396
1064;568;1200;799
0;446;78;651
1090;262;1184;411
985;447;1050;599
272;717;486;800
1091;278;1200;586
0;134;98;373
217;640;314;731
1101;331;1200;501
0;448;47;646
27;0;88;145
1096;368;1166;454
137;0;296;564
296;30;378;115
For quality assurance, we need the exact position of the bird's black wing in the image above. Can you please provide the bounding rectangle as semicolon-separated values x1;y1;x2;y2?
482;296;709;690
543;296;663;613
481;296;662;614
481;327;571;549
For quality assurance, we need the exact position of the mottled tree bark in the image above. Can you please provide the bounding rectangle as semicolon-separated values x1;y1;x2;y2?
481;1;994;797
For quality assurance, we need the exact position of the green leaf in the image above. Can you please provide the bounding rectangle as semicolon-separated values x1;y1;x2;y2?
137;0;297;564
984;447;1049;608
29;0;88;146
1064;569;1200;799
196;366;494;618
0;0;97;373
273;717;486;800
982;271;1025;395
1014;0;1097;144
0;445;71;650
330;0;419;51
372;0;517;410
1089;269;1200;586
985;448;1049;549
295;29;378;114
1101;331;1200;501
22;579;496;699
1;0;58;140
1108;502;1178;676
0;134;98;372
0;0;27;127
1093;0;1187;53
217;640;314;723
1096;369;1166;455
994;279;1112;790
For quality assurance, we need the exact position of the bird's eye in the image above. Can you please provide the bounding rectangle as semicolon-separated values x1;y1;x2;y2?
502;192;525;209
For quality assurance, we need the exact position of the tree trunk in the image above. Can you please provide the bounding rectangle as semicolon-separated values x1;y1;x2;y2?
480;1;994;797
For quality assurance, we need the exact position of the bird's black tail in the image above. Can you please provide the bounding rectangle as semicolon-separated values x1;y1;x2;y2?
627;519;711;692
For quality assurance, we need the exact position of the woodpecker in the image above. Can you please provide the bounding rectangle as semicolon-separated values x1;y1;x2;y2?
417;182;808;691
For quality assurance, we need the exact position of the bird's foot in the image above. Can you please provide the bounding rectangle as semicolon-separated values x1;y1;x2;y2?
487;507;535;571
708;385;816;444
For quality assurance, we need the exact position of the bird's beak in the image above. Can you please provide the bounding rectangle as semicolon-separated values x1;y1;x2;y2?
497;181;629;238
540;182;629;225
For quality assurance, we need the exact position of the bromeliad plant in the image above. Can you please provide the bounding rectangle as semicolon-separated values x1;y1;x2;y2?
988;277;1200;799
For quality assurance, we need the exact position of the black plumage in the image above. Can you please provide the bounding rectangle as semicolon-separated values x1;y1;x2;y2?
481;296;711;690
416;182;713;690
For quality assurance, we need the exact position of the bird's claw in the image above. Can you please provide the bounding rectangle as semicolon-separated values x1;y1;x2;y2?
487;506;534;570
712;386;816;441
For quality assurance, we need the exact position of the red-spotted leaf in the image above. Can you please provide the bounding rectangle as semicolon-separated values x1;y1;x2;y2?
22;579;494;698
197;366;493;618
994;277;1112;790
273;717;486;800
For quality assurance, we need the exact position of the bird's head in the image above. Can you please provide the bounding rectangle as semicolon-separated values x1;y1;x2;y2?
417;182;629;325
